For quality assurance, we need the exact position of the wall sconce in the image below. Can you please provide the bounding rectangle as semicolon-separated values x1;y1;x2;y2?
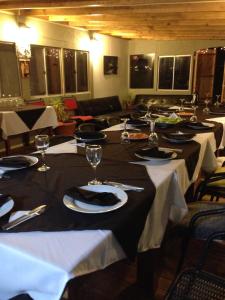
16;24;31;61
16;22;32;77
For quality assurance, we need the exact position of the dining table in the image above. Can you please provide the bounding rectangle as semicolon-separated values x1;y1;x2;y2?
0;106;224;300
0;105;58;155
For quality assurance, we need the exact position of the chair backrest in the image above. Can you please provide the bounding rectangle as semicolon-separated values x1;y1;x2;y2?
107;116;121;127
165;231;225;300
63;98;78;111
78;123;96;132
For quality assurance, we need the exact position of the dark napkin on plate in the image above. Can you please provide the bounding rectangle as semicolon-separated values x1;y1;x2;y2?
75;131;106;140
0;156;31;168
136;147;171;159
186;122;209;129
65;186;120;206
164;132;195;140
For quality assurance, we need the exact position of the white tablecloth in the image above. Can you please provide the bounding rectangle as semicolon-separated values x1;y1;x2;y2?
0;106;58;139
0;123;222;300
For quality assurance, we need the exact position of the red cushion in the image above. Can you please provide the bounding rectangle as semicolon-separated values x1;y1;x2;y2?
63;98;78;110
31;101;45;106
70;115;93;121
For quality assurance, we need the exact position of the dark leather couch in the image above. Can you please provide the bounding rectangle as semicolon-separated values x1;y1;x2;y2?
77;96;123;117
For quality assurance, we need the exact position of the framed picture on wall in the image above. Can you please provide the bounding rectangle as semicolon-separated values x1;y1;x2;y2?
104;56;118;75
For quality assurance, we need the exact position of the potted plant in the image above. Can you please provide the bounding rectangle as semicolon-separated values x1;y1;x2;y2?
50;98;76;136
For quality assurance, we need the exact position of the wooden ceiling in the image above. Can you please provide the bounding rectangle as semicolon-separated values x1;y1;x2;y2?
1;0;225;40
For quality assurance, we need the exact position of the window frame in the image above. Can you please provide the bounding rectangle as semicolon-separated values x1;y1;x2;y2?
157;54;192;92
0;41;21;98
30;45;90;98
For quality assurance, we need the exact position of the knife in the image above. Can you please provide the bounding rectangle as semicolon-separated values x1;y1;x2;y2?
103;180;144;192
2;204;47;230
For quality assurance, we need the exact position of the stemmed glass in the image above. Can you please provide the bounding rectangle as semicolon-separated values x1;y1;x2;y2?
190;105;198;122
214;94;221;107
35;134;50;172
203;98;210;113
148;119;158;148
86;144;102;185
120;118;130;144
179;98;185;111
144;103;152;120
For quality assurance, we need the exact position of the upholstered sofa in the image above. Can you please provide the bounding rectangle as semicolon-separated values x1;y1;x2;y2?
77;96;123;117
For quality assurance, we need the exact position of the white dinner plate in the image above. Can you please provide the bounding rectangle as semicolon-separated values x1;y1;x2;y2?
0;155;38;172
63;185;128;214
186;122;215;130
135;150;177;161
0;196;14;217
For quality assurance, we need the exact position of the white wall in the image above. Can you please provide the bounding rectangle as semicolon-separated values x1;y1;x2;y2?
90;33;128;102
128;39;225;98
0;12;128;102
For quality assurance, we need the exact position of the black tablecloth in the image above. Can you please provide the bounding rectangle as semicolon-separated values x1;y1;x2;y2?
0;141;155;260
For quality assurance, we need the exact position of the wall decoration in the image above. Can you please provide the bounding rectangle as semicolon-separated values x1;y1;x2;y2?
104;56;118;75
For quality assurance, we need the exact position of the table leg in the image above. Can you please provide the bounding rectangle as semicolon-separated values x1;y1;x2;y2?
137;249;161;298
22;132;30;146
4;138;10;155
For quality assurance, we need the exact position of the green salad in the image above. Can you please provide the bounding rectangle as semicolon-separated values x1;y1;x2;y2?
155;116;183;124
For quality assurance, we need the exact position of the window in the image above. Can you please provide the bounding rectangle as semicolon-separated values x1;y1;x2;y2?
30;46;46;95
130;54;154;89
63;49;89;93
158;55;191;90
30;46;89;96
45;47;61;94
30;45;61;96
0;43;20;97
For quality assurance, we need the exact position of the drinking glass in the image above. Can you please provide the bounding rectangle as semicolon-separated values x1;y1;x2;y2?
214;94;221;107
144;103;152;119
203;98;210;113
35;134;50;172
179;98;185;111
148;119;158;148
120;118;130;144
86;144;102;185
190;105;198;122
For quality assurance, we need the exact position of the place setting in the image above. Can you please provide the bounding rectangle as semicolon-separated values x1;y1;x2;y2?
0;154;38;178
63;144;144;214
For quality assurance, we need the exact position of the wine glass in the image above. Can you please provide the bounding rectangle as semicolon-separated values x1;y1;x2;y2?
86;144;102;185
179;98;185;111
203;98;210;113
144;102;152;120
120;118;130;144
35;134;50;172
190;105;198;122
214;94;221;107
148;119;158;148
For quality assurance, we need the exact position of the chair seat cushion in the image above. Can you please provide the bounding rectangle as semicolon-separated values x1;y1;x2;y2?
70;115;93;121
207;167;225;187
179;202;225;239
